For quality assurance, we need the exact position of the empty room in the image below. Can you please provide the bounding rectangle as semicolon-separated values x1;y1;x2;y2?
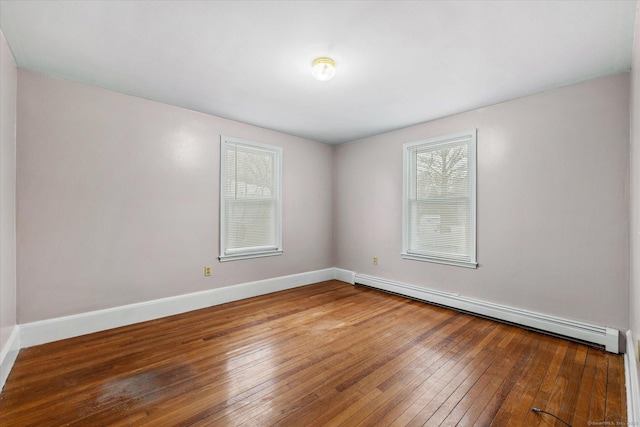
1;1;639;425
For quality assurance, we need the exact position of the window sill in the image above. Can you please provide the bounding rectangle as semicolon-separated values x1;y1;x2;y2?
219;250;283;262
401;253;477;269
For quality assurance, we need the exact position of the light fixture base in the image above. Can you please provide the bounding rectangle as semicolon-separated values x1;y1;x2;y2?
311;57;336;81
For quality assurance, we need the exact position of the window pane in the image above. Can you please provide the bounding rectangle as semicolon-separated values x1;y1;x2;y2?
226;199;277;250
220;137;282;260
403;130;476;267
408;200;470;261
416;144;469;200
226;146;275;200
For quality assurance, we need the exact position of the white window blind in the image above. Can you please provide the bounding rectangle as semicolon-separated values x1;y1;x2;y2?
219;136;282;261
402;129;477;268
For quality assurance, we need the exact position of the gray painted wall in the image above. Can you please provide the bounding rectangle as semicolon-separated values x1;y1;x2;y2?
335;73;630;331
630;3;640;384
11;60;634;337
16;70;334;323
0;30;17;353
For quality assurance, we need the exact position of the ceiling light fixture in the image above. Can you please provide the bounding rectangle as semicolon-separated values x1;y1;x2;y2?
311;57;336;81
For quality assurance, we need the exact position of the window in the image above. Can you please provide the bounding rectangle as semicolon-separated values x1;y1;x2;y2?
402;129;477;268
219;136;282;261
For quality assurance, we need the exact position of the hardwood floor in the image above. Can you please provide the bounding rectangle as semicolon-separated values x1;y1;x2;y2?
0;280;627;426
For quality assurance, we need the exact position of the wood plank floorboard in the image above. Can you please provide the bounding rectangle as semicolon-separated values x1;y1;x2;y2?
0;280;627;426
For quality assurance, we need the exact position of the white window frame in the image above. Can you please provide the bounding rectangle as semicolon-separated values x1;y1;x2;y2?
401;129;477;268
219;136;283;262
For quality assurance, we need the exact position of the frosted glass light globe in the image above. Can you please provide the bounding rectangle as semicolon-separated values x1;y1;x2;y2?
311;57;336;81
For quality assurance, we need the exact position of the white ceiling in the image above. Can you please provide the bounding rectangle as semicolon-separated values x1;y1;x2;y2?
0;1;636;144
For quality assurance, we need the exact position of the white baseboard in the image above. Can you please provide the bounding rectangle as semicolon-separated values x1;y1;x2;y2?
20;268;336;349
333;268;355;284
625;330;640;424
0;325;20;392
7;268;624;395
353;272;620;353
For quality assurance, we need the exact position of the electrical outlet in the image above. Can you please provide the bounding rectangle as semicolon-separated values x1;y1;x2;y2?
204;266;212;277
373;256;378;265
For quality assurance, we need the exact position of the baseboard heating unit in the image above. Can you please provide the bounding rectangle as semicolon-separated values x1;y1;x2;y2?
353;273;620;354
